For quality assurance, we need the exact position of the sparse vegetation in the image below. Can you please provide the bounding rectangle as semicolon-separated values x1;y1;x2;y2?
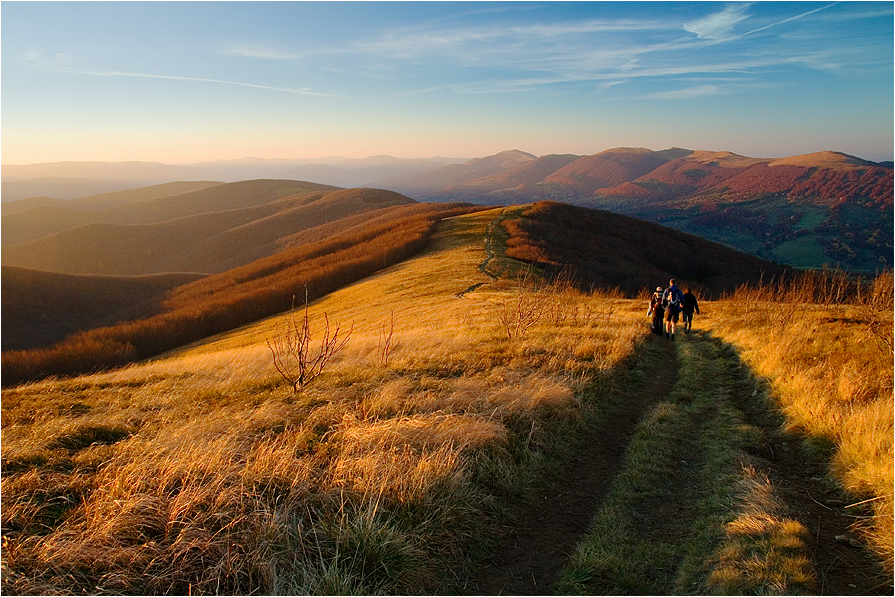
267;290;352;392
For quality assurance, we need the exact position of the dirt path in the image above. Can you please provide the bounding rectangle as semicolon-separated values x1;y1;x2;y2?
456;331;892;595
458;338;679;595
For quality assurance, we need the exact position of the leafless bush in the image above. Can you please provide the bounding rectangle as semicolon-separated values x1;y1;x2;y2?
267;291;352;392
498;269;547;340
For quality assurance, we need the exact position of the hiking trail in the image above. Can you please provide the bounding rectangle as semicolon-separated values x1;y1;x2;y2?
456;331;892;595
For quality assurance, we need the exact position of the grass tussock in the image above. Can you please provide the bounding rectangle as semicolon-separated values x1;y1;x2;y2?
2;210;648;595
706;268;894;569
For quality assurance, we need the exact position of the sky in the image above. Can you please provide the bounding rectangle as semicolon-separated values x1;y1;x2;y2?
2;1;893;164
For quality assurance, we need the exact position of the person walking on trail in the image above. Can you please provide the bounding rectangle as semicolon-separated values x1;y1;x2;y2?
682;287;700;334
647;286;665;335
661;279;685;341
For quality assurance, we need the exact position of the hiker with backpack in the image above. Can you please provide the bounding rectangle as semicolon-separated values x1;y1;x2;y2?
682;287;700;334
647;286;665;335
661;279;685;341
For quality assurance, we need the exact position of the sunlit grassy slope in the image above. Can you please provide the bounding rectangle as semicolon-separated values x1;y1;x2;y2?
2;208;647;595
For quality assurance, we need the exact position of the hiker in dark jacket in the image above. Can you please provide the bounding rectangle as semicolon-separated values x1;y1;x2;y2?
647;286;665;335
682;288;700;334
661;279;684;341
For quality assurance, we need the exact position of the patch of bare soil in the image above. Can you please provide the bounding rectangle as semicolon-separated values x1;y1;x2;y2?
718;339;894;596
458;338;678;595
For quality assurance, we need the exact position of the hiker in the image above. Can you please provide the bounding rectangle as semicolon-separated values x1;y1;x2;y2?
682;287;700;334
661;279;685;341
647;286;665;335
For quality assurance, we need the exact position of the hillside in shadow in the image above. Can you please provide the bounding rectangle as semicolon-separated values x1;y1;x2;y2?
501;201;790;297
1;267;205;351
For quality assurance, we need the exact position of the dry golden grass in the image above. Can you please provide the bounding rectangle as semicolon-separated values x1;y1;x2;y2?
702;271;894;568
708;466;816;594
2;208;648;594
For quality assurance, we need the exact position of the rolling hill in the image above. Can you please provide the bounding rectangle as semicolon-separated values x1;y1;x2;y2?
388;148;892;271
1;180;224;216
1;179;337;247
2;187;420;275
1;156;467;199
4;197;788;383
1;201;480;383
3;205;889;596
498;201;789;295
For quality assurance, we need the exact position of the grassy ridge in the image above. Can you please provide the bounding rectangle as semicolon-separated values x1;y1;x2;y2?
500;201;790;296
1;203;477;385
1;210;650;595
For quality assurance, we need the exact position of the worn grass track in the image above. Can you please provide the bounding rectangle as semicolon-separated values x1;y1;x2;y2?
457;338;677;595
455;328;892;595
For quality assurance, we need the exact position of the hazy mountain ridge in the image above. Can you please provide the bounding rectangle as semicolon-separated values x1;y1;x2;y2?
2;179;338;247
2;184;417;276
4;147;891;270
1;156;468;200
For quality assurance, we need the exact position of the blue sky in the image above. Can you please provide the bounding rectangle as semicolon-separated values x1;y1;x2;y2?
2;1;893;164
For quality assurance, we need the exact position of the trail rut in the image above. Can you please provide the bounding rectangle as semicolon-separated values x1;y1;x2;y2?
459;339;678;595
456;331;892;595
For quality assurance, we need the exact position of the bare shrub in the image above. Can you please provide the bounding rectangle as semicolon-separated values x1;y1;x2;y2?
498;269;547;340
267;291;352;392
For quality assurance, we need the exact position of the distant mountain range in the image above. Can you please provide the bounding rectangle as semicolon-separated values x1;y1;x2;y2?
1;155;468;200
3;147;892;271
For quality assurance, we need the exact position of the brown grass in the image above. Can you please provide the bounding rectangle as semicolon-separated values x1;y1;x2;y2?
704;269;894;568
1;209;649;595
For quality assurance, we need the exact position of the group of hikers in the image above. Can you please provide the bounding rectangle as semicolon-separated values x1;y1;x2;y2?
647;278;699;341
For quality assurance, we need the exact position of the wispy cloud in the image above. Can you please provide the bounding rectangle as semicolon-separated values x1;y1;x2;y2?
25;58;344;98
637;84;724;100
684;4;752;40
220;43;306;61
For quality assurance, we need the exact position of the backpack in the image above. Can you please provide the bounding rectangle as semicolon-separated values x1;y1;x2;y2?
664;287;682;310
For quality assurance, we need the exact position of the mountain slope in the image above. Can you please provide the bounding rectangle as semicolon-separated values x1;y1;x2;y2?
1;266;204;351
500;201;789;295
2;179;337;246
376;149;537;197
541;147;692;195
2;188;418;275
397;147;893;271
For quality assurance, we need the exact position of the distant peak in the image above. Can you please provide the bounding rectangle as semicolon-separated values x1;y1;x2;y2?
686;150;768;167
769;151;876;168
